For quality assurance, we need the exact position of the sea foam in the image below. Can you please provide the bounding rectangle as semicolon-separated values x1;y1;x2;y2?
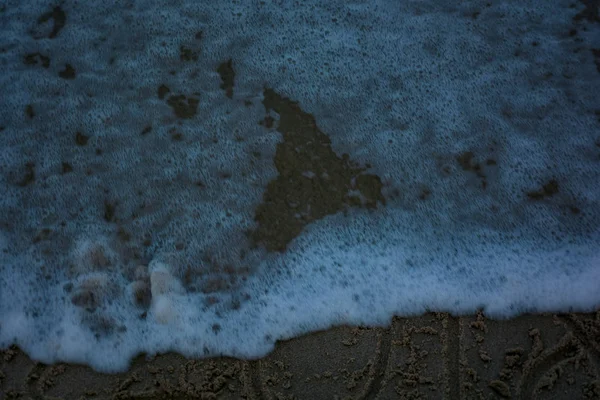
1;0;599;372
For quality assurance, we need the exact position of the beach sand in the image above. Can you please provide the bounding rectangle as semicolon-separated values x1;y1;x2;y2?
2;311;599;399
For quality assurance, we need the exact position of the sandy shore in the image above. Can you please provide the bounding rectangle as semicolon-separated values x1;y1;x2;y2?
1;311;599;399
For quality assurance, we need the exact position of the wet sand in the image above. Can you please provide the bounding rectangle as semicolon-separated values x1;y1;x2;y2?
2;311;599;399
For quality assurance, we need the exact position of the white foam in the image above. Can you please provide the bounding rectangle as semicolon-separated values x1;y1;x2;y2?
1;0;599;372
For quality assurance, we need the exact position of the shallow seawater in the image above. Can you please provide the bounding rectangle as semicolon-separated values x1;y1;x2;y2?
0;0;599;372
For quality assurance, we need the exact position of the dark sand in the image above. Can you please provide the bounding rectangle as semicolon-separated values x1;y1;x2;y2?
2;312;599;399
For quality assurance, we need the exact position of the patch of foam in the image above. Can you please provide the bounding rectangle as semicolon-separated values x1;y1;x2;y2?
1;0;599;372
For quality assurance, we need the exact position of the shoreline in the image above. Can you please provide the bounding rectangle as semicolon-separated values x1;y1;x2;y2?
2;311;599;399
